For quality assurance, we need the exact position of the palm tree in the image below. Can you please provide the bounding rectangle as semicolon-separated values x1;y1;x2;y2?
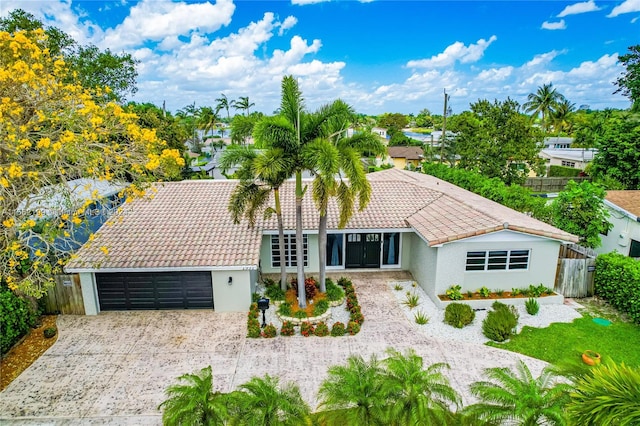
215;93;231;123
550;98;576;136
523;83;565;133
227;375;311;426
318;354;389;425
219;145;293;290
381;348;461;425
566;362;640;425
233;96;255;116
466;359;571;426
196;105;220;142
158;365;229;425
307;116;386;292
177;102;201;153
253;76;352;308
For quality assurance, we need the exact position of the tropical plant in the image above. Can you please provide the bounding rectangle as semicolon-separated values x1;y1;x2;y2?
232;96;255;116
525;298;540;316
261;324;277;338
227;374;311;426
523;83;566;132
382;348;461;426
215;93;231;122
402;293;420;309
196;105;220;141
158;366;229;425
331;321;346;336
479;286;491;298
566;362;640;425
446;285;463;301
414;311;430;325
466;360;571;425
317;354;388;425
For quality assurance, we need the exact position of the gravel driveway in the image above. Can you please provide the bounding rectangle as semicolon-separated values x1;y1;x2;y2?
0;272;552;425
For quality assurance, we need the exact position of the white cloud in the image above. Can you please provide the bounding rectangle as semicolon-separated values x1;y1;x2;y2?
524;50;565;68
406;36;497;68
557;0;601;17
101;0;236;50
608;0;640;17
292;0;331;5
279;16;298;35
541;19;567;30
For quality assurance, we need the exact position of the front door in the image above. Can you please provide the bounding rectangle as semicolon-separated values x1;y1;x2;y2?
345;233;381;268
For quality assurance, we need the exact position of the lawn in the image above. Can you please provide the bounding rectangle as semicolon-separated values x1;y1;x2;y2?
487;310;640;368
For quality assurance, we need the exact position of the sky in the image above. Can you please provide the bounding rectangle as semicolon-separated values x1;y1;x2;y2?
1;0;638;115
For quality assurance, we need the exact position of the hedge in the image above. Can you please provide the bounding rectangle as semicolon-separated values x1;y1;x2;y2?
0;285;38;355
594;252;640;324
549;165;582;177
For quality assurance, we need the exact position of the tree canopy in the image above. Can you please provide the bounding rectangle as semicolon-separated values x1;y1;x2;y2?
0;30;184;296
615;45;640;111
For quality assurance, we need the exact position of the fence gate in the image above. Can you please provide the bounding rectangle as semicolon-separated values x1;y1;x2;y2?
43;274;86;315
555;246;596;298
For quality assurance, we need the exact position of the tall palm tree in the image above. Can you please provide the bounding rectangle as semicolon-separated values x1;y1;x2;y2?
215;93;231;123
253;76;352;308
233;96;255;116
523;83;565;133
381;348;461;425
307;116;386;292
466;359;571;426
227;375;311;426
219;145;293;290
318;354;389;425
196;105;220;142
566;362;640;425
158;365;229;426
550;98;576;136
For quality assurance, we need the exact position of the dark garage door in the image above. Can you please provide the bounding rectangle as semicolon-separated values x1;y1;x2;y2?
96;272;213;311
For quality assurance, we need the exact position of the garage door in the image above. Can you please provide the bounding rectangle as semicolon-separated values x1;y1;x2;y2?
96;272;213;311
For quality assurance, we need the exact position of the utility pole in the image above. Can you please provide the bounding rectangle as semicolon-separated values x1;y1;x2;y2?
440;89;449;164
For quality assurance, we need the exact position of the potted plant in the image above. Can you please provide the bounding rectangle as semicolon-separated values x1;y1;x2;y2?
582;350;601;366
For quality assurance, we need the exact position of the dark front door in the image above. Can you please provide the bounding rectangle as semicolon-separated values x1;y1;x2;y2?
345;233;381;268
96;271;214;311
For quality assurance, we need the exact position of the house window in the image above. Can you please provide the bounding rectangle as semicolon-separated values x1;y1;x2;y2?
465;250;530;271
383;233;400;266
326;234;343;267
271;234;308;268
561;160;576;167
630;239;640;258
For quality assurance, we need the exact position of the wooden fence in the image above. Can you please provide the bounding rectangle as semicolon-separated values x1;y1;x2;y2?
555;244;597;298
524;176;591;193
42;274;85;315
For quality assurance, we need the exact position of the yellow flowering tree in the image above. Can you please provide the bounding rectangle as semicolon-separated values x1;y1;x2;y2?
0;30;185;297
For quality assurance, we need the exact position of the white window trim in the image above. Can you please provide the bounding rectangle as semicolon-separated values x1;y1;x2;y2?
465;249;531;272
271;234;308;268
380;232;402;269
326;233;346;270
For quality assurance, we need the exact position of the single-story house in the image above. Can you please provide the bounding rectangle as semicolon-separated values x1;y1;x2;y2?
597;190;640;258
538;148;597;171
543;137;573;149
385;146;424;170
65;169;577;314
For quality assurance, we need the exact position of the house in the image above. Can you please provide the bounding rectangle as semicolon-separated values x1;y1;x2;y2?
385;146;424;170
65;169;577;314
538;148;597;171
597;191;640;258
543;137;574;149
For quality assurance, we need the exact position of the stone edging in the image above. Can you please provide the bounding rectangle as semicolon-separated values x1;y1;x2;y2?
272;297;345;325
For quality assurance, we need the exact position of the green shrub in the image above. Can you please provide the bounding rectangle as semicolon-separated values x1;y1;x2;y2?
314;322;329;337
247;323;261;338
402;293;420;309
495;289;504;297
280;321;295;336
528;284;547;297
482;302;519;342
300;322;314;337
444;303;475;328
265;285;285;301
479;286;491;298
261;324;277;338
262;277;277;287
350;311;364;325
0;285;38;355
466;290;474;298
313;299;330;317
347;321;361;335
549;165;581;177
277;302;292;317
331;322;346;337
294;310;308;319
511;288;522;296
43;327;57;339
325;281;344;302
525;298;540;315
414;311;430;325
446;284;463;301
594;252;640;324
251;292;260;303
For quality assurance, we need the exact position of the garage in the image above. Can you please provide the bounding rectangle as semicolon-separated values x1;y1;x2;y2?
96;271;213;311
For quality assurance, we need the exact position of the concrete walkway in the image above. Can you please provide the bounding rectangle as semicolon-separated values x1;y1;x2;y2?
0;272;547;425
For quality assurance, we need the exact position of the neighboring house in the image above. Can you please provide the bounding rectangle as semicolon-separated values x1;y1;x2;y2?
385;146;424;170
543;137;573;149
539;148;597;171
65;169;577;314
597;191;640;258
19;178;127;253
372;127;388;139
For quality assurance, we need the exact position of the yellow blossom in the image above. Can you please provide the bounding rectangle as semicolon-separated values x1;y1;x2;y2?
100;246;109;255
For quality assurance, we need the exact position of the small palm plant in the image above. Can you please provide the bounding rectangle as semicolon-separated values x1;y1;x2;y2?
381;348;461;425
227;374;311;426
402;293;420;309
466;359;571;425
158;365;229;426
317;354;388;425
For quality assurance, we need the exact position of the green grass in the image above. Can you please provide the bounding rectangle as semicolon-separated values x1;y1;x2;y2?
487;313;640;367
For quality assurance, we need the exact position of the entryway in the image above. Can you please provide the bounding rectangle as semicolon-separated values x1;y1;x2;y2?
345;233;381;268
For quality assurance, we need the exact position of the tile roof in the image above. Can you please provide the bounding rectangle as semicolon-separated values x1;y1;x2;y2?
605;190;640;218
66;169;577;271
387;146;424;160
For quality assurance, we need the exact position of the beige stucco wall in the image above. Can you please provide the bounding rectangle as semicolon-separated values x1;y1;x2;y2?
212;270;252;312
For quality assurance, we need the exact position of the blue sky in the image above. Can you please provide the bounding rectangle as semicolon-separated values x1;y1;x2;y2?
2;0;637;115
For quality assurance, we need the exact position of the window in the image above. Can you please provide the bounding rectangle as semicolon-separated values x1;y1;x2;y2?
465;249;530;271
271;234;308;268
383;233;400;266
630;239;640;258
326;234;343;267
561;160;576;167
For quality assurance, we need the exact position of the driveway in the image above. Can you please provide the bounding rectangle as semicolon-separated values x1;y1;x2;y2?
0;272;547;425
